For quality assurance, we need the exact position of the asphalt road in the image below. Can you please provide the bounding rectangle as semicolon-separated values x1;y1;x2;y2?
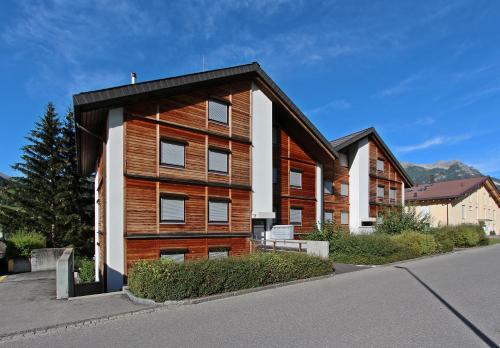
4;245;500;348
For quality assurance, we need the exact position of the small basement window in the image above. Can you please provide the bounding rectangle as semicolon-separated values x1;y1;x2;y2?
160;249;186;263
208;99;228;124
209;247;229;260
290;207;302;225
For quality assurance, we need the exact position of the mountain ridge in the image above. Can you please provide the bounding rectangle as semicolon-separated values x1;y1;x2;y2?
403;160;500;189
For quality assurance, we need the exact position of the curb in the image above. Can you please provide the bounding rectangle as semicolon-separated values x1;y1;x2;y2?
123;273;336;306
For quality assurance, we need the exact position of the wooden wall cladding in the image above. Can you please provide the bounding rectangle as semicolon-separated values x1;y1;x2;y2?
125;237;250;274
125;178;157;234
125;118;157;176
274;126;317;234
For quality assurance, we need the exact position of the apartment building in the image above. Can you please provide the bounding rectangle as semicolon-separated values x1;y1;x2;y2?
74;63;337;291
406;177;500;234
329;128;414;233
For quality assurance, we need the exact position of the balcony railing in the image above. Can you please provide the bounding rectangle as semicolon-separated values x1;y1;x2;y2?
370;195;399;206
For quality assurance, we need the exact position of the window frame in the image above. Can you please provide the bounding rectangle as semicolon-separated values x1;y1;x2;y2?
340;182;349;196
160;248;187;263
159;138;187;168
208;246;230;260
377;185;385;198
159;194;186;224
340;211;349;225
208;147;230;174
376;158;385;172
290;206;303;226
389;187;397;201
208;198;230;224
290;169;303;189
324;180;333;195
208;98;229;125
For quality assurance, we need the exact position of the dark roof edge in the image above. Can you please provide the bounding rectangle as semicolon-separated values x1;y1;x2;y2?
331;127;414;187
73;62;337;160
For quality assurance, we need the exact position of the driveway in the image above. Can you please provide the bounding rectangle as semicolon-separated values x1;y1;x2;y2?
0;271;153;338
3;244;500;347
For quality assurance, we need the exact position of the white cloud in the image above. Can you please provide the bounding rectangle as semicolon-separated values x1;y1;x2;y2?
396;134;472;154
414;117;435;126
374;72;424;98
307;99;351;115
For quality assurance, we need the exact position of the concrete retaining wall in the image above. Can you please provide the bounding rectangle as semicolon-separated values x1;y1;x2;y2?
56;248;74;299
31;248;66;272
306;241;330;259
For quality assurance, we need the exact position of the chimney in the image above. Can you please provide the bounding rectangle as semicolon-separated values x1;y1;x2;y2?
131;72;137;84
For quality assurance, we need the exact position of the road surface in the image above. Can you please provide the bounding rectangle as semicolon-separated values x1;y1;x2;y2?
3;245;500;347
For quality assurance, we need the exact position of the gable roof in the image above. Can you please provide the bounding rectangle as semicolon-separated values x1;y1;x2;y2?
330;127;414;187
74;62;338;175
405;176;500;206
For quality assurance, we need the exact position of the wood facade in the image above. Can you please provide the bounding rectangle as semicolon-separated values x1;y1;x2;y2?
368;138;404;219
326;154;350;226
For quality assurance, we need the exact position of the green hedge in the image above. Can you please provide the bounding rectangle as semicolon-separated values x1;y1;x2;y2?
75;257;95;283
128;252;333;301
392;231;438;258
6;230;46;258
427;224;488;250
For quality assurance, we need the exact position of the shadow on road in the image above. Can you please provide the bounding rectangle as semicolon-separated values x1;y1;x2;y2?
395;266;499;348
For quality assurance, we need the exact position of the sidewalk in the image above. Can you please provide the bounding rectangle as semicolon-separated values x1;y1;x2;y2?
0;271;154;339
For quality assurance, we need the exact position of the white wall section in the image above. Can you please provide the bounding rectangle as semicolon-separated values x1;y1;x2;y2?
251;83;274;221
316;162;323;227
349;138;369;233
105;108;124;292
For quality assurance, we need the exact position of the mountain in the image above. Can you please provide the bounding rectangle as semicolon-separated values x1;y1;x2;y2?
0;172;9;187
402;160;500;189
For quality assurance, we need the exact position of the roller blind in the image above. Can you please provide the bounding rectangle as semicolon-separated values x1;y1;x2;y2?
377;159;384;171
160;197;185;222
324;180;333;195
209;200;228;222
377;186;385;198
339;153;348;167
209;250;229;259
389;188;396;200
290;208;302;224
208;99;228;124
290;170;302;188
341;212;348;225
341;183;349;196
161;141;184;166
209;150;228;173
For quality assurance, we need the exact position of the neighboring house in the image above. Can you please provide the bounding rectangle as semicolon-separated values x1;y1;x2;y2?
329;128;414;233
406;177;500;235
73;62;337;291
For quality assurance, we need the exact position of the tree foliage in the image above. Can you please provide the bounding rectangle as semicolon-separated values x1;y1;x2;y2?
0;103;93;255
375;206;431;235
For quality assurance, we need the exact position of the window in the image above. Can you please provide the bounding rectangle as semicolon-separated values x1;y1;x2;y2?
341;211;349;225
209;200;229;223
290;207;302;225
208;99;228;124
209;247;229;259
160;140;185;167
340;183;349;196
462;205;466;220
377;159;384;172
377;186;385;198
160;196;185;223
389;188;397;201
324;211;333;223
339;153;348;167
273;167;278;184
324;180;333;195
208;149;229;174
290;169;302;188
160;249;186;263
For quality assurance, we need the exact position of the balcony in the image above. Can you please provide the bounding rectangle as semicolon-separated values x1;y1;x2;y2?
370;195;399;206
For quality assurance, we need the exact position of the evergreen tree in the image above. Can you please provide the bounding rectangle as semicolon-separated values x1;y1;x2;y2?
59;110;94;255
10;103;66;246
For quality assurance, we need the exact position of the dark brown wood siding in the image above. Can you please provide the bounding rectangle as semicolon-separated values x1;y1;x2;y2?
325;152;350;226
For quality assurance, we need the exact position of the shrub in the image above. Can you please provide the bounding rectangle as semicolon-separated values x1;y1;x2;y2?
391;231;438;258
128;252;333;302
6;230;46;258
375;206;430;235
428;224;487;249
75;257;95;283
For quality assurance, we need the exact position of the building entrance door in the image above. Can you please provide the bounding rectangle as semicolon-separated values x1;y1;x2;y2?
252;219;266;241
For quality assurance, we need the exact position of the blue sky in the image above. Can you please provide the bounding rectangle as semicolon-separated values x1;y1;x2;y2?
1;0;499;177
